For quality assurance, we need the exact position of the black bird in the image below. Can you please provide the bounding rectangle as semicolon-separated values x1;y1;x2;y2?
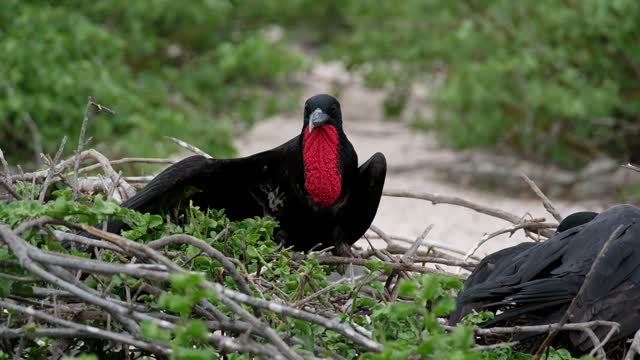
108;94;387;256
449;210;599;319
450;205;640;352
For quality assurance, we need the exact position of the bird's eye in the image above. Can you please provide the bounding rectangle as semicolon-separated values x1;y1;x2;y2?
331;104;338;114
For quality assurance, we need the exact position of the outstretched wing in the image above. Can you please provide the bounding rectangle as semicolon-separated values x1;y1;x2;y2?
108;143;293;233
120;155;217;213
336;152;386;254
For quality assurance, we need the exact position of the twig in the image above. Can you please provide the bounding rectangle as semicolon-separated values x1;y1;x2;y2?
0;223;142;334
217;293;301;360
463;222;556;261
72;97;95;201
207;282;384;352
622;163;640;173
166;136;212;158
368;224;474;257
52;231;125;253
0;146;11;184
23;113;43;166
71;98;115;201
383;188;524;224
39;136;67;203
520;172;563;222
293;278;349;308
386;224;435;301
624;328;640;360
147;232;253;298
0;178;21;200
443;320;619;336
533;224;627;359
472;341;519;351
0;299;169;356
78;157;176;174
590;325;619;357
0;273;42;282
402;224;433;262
411;256;476;268
317;255;444;275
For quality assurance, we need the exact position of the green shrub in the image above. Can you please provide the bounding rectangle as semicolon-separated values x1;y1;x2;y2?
0;0;305;164
0;183;596;358
325;0;640;168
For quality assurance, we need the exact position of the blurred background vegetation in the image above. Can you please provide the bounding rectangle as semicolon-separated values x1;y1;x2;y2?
1;0;639;169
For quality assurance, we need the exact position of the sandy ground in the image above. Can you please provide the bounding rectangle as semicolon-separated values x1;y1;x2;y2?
234;62;601;258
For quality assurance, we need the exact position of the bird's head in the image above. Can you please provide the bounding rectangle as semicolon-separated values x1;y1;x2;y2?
555;211;598;233
303;94;342;133
300;94;345;207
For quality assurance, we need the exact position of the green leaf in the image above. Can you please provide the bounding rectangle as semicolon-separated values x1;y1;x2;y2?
23;322;38;334
364;259;385;272
174;347;217;360
0;280;13;297
397;278;418;297
140;319;172;342
158;293;193;315
169;272;204;293
184;320;209;342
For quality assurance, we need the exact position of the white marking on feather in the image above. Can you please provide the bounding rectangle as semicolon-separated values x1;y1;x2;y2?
267;186;285;213
251;184;285;215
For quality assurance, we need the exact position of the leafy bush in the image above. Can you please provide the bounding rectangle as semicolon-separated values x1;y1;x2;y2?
324;0;640;168
0;187;594;359
0;0;305;164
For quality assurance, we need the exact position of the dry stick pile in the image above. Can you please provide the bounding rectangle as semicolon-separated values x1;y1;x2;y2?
0;99;633;359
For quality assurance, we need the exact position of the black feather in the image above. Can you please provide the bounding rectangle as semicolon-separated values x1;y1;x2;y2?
104;94;386;255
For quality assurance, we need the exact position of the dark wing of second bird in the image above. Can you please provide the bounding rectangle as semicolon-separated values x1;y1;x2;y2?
450;205;640;350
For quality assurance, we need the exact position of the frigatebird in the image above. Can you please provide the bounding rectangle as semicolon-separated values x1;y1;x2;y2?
449;205;640;352
107;94;387;256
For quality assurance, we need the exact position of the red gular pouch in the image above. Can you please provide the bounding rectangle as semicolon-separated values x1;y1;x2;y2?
302;124;342;207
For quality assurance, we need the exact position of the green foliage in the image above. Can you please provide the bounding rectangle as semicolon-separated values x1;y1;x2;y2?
462;310;495;327
481;347;595;360
323;0;640;168
0;0;305;164
362;275;479;360
0;185;597;358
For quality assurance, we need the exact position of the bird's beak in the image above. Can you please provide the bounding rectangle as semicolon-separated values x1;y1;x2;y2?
308;108;330;133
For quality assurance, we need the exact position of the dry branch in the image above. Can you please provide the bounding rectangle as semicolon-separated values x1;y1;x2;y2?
520;172;563;222
383;188;556;239
625;329;640;360
39;136;67;203
166;136;213;158
316;255;444;275
368;224;475;258
0;299;169;355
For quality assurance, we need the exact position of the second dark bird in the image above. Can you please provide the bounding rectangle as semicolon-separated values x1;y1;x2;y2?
450;205;640;353
107;94;387;256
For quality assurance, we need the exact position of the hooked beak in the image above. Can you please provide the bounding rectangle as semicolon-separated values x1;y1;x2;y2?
308;108;330;133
